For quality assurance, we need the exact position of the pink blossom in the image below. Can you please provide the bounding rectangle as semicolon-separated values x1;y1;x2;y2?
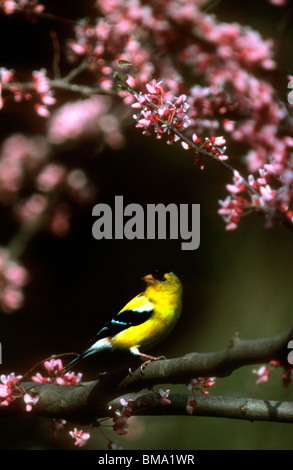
0;0;45;15
51;419;67;440
187;377;216;394
185;377;216;414
56;371;83;386
253;366;270;385
226;170;246;194
282;368;293;388
69;428;90;447
158;388;171;406
1;286;24;312
1;68;53;115
0;249;28;313
192;134;228;166
223;119;236;132
0;1;18;14
269;0;288;5
23;392;39;412
32;358;82;385
107;440;121;450
253;361;293;388
4;262;29;286
36;164;66;192
32;69;56;116
112;398;134;436
218;194;250;231
14;193;48;225
0;373;23;406
48;96;113;145
49;204;71;238
132;79;190;144
44;358;63;373
66;169;88;191
66;170;96;205
186;399;197;415
0;67;14;83
35;104;50;117
0;133;48;203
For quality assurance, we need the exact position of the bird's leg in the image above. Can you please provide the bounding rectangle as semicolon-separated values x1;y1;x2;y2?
130;347;166;371
140;354;166;370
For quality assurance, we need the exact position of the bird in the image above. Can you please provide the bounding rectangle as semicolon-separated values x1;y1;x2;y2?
62;270;182;374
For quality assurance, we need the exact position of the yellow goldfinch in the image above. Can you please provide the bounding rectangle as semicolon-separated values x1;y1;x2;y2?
62;271;182;374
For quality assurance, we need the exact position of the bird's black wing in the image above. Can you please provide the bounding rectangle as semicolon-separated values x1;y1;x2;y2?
62;295;153;374
83;294;154;351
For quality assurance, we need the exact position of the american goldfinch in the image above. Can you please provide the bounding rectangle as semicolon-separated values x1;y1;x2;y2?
62;271;182;374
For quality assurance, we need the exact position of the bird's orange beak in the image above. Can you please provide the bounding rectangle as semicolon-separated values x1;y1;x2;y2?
142;274;156;284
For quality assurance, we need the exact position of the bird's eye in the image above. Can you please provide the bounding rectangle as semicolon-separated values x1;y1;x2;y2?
153;269;167;281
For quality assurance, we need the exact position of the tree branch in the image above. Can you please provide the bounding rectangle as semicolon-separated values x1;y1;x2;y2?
5;79;116;98
115;328;293;393
107;393;293;424
1;330;292;424
1;386;293;424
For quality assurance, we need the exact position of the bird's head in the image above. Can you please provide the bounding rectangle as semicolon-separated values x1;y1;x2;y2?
142;270;182;294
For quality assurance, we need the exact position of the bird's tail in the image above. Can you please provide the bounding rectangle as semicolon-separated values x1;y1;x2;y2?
61;355;83;375
61;348;97;375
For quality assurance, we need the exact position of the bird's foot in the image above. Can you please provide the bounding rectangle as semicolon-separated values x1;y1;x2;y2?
140;354;166;372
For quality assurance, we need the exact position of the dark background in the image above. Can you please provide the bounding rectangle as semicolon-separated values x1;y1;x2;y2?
0;0;293;450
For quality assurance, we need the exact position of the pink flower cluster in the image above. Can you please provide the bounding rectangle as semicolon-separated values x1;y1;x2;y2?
0;133;95;236
87;1;292;231
23;392;39;412
112;397;134;435
269;0;289;5
187;377;216;395
0;133;48;204
48;96;124;150
219;150;293;230
107;440;121;450
0;68;55;116
187;85;238;136
0;248;29;313
0;0;293;318
32;358;82;385
0;365;84;443
182;133;228;169
69;428;90;447
253;360;292;388
157;388;171;406
0;372;39;412
132;79;190;145
0;372;23;407
66;12;156;92
0;0;44;15
186;377;216;415
32;69;56;117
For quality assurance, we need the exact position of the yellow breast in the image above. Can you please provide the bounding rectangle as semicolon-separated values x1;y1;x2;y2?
112;287;182;351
